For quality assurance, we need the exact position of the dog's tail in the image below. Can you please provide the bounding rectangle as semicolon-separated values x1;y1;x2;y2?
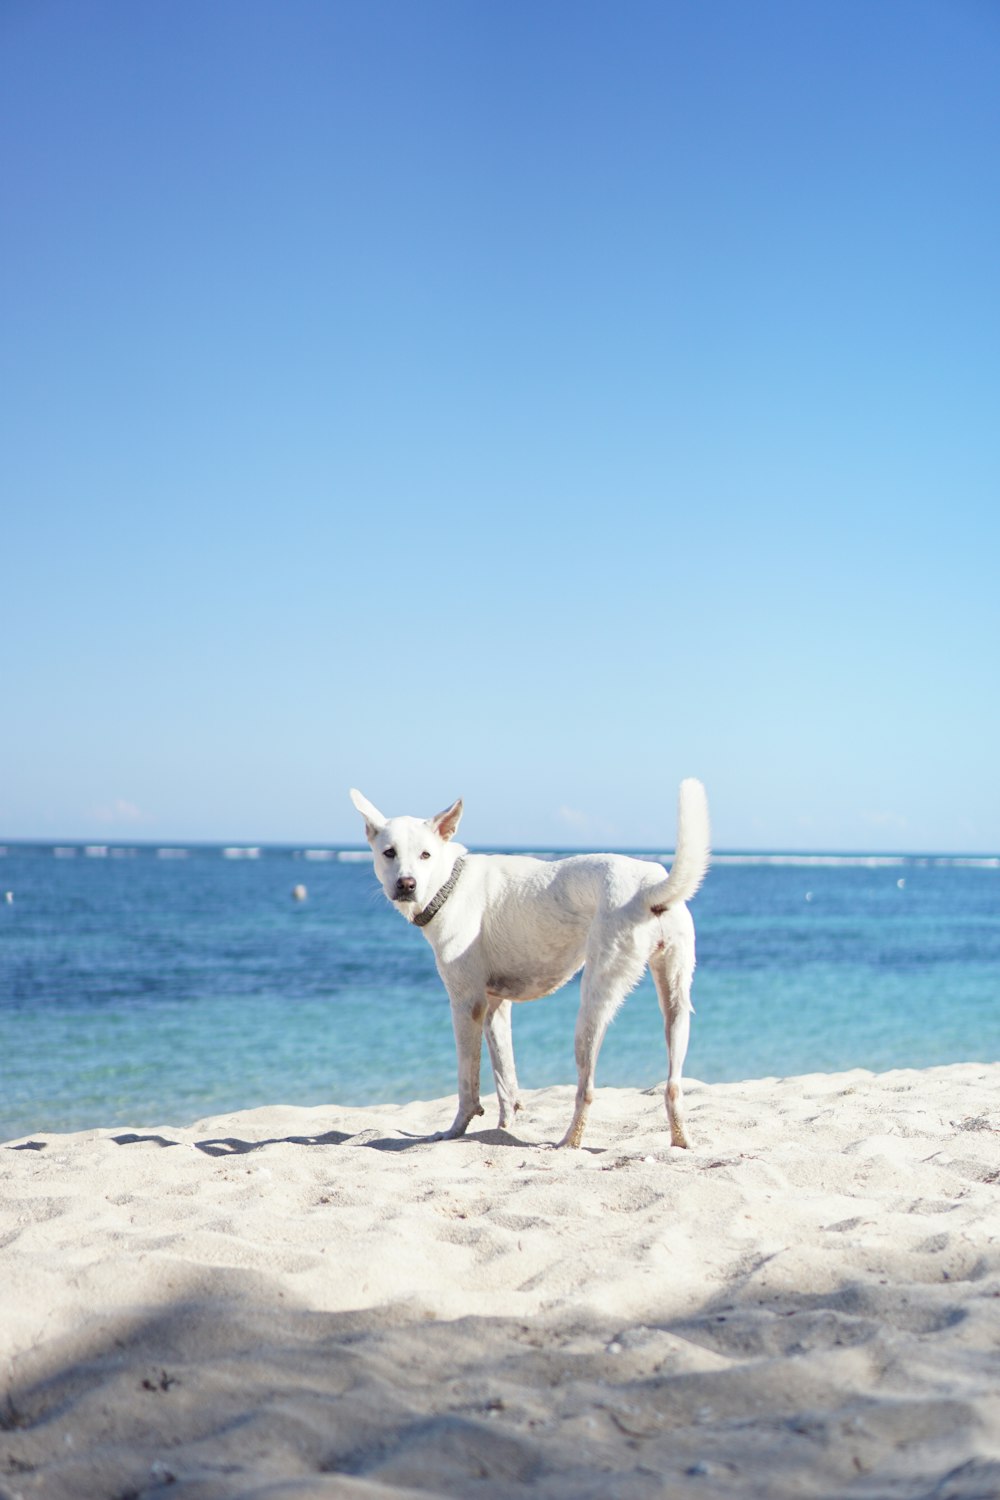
646;778;711;914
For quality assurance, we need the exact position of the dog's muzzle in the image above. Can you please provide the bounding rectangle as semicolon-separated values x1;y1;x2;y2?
394;876;417;902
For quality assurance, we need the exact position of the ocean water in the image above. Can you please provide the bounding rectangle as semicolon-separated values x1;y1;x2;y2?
1;842;998;1143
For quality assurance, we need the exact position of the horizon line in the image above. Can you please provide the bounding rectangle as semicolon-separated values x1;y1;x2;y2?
1;838;998;866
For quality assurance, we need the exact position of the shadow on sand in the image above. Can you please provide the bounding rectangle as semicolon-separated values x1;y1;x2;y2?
2;1247;995;1500
98;1125;552;1156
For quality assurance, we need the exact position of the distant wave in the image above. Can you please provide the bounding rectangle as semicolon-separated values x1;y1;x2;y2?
711;853;1000;870
713;853;907;868
1;843;995;870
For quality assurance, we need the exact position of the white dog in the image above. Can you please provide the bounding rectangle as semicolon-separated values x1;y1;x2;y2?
349;780;710;1149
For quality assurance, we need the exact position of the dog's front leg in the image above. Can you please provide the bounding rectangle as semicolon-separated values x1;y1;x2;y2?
484;1000;522;1129
430;993;487;1140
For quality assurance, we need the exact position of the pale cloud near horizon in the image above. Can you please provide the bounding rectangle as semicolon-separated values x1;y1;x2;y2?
556;806;620;842
863;811;909;833
557;805;589;829
91;799;148;826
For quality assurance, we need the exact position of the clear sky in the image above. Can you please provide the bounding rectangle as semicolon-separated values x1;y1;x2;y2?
2;1;998;852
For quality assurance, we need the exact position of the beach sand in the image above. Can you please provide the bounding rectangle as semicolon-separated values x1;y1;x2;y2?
2;1064;999;1499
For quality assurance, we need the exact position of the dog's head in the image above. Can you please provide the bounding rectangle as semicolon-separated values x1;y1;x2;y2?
349;789;465;920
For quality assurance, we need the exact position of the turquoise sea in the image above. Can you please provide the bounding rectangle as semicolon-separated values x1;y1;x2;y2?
1;842;998;1143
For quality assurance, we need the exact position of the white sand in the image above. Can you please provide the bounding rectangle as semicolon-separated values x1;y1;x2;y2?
2;1065;1000;1499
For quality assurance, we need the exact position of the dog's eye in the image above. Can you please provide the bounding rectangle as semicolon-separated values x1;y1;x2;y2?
419;851;431;860
382;846;396;860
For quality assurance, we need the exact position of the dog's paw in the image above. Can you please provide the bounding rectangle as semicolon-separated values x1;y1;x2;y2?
428;1103;485;1142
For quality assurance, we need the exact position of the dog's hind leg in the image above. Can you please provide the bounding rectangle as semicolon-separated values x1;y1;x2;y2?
650;945;694;1148
559;949;641;1149
485;999;522;1129
430;993;488;1140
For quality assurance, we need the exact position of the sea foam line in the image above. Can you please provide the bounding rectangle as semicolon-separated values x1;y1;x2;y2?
711;853;999;869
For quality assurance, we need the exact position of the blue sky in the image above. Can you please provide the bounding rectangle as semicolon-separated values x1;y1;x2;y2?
2;1;998;851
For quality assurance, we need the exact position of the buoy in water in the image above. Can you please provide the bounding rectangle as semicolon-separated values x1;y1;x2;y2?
292;884;308;902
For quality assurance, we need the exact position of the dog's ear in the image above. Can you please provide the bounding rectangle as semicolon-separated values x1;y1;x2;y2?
350;788;386;841
430;798;463;842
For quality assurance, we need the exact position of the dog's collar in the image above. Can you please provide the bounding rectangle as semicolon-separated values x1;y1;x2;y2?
413;858;466;927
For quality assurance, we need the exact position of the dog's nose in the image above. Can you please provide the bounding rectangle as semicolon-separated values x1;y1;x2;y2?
395;875;417;898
